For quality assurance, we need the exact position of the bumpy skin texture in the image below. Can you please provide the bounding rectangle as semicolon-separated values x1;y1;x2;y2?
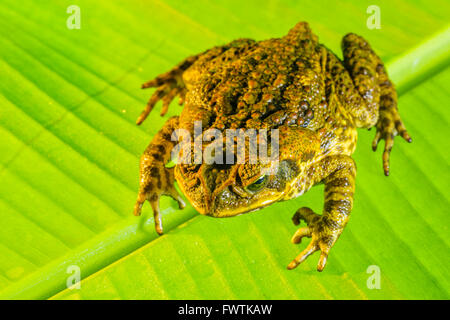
133;22;411;271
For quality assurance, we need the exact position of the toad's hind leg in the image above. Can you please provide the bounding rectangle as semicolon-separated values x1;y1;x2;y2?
342;33;411;175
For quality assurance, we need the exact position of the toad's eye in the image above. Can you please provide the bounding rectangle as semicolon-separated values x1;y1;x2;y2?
245;175;268;193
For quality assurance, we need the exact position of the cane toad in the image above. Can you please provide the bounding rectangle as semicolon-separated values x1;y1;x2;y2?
133;22;411;271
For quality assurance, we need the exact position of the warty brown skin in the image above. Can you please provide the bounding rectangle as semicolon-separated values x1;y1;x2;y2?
133;22;411;271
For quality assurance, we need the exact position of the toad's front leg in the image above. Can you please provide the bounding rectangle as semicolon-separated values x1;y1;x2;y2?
288;155;356;271
133;116;185;235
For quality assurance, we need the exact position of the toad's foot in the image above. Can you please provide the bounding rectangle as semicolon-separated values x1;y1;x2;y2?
136;56;199;124
372;100;412;176
287;207;341;272
137;76;186;124
133;165;186;235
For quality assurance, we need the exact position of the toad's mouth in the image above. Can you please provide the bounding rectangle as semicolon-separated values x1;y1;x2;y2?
209;186;278;217
177;180;279;218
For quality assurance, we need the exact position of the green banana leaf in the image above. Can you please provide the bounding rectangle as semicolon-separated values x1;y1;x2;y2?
0;0;448;300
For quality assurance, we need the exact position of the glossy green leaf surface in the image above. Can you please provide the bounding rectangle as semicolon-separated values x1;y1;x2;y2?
0;0;448;300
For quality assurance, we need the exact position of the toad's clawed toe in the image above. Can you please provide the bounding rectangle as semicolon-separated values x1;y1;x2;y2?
133;189;164;235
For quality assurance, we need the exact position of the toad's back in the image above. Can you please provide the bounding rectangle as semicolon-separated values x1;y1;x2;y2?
182;23;331;132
